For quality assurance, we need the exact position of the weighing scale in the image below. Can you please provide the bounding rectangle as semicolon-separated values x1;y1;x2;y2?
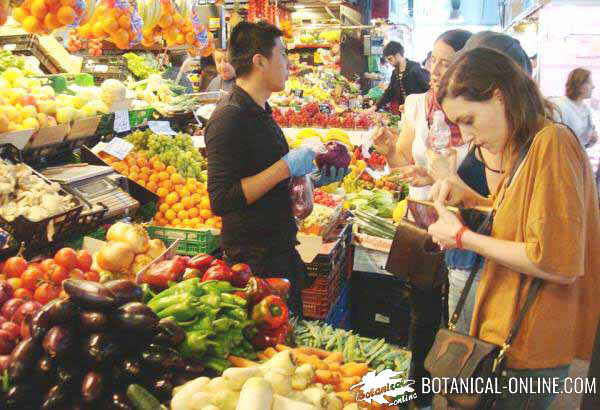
42;164;139;219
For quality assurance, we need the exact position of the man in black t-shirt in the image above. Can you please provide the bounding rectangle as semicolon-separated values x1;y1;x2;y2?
205;22;346;316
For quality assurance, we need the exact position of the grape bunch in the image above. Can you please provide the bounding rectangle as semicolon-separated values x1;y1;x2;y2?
124;128;153;151
145;133;207;179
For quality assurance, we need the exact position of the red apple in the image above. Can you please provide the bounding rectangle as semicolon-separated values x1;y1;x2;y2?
230;263;252;287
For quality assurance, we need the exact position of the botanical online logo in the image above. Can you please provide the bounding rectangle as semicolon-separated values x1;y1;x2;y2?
350;369;418;406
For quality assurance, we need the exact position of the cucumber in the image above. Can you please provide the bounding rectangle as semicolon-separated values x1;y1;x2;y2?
356;222;395;240
127;384;165;410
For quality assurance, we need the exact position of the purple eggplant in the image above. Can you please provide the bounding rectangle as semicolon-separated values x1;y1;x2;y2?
63;279;116;310
81;371;104;403
8;338;40;381
41;385;68;410
104;280;143;305
83;333;120;365
42;326;74;358
107;391;133;410
0;281;14;306
112;357;142;383
112;302;158;333
153;317;186;346
79;311;108;333
30;298;77;341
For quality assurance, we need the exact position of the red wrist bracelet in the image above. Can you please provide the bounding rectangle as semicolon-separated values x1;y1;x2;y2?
455;226;469;249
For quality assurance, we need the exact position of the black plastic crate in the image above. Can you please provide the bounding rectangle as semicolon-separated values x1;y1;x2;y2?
350;270;410;346
81;56;127;85
306;222;352;276
0;35;60;74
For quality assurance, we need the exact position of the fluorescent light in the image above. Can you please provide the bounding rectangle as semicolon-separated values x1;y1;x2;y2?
294;4;305;9
330;0;342;3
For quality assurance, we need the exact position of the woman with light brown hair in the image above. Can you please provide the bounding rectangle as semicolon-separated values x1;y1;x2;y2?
552;67;598;148
428;48;600;409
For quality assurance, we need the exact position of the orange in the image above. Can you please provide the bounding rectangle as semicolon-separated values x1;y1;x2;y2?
166;165;177;174
125;156;136;166
146;181;158;192
102;18;119;34
155;211;164;221
200;209;212;219
180;187;191;198
57;6;76;25
149;174;160;183
153;218;164;226
111;28;129;46
165;209;176;221
156;187;168;198
183;219;193;228
171;203;184;213
137;180;146;187
138;174;148;182
191;217;200;225
158;171;169;181
172;218;182;227
176;34;185;45
158;14;173;29
30;0;47;19
23;16;41;33
129;171;139;181
206;217;218;227
185;32;196;45
61;0;77;6
137;157;148;167
215;221;222;230
181;197;193;210
44;13;61;30
160;180;172;190
12;8;28;23
171;173;184;185
177;210;189;220
165;192;179;205
159;203;170;213
92;21;105;38
188;208;199;218
191;193;202;205
199;197;211;210
118;14;131;29
129;165;140;174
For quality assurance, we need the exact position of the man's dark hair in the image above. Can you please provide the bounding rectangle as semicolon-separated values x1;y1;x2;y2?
228;21;284;78
382;41;404;58
437;29;472;52
200;55;215;69
463;31;532;74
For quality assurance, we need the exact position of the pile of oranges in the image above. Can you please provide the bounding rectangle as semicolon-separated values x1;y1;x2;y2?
13;0;79;34
98;151;222;231
141;0;198;48
77;1;139;50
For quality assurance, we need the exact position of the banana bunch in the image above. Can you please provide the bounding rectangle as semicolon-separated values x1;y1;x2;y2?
297;128;322;140
138;0;161;31
324;128;351;146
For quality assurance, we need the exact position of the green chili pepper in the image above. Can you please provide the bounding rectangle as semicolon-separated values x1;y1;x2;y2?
198;305;220;320
180;331;209;358
209;335;232;358
221;293;247;307
190;316;214;333
224;307;247;322
203;356;231;374
148;294;186;312
199;280;239;295
140;284;156;304
157;296;201;321
213;318;239;333
227;327;244;346
150;278;202;301
199;293;222;308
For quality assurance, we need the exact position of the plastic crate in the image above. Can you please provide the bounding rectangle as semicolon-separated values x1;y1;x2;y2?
96;113;115;136
146;225;220;256
129;108;154;128
75;204;108;235
325;282;350;329
302;265;342;319
305;222;352;276
0;35;60;74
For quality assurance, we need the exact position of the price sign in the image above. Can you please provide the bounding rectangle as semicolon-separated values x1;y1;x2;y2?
103;137;134;160
148;121;177;135
3;44;16;51
93;65;109;73
113;110;131;133
319;104;332;115
292;89;304;98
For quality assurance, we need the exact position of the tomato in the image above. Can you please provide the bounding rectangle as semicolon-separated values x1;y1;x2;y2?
2;257;27;278
84;270;100;282
40;259;58;274
0;322;19;340
48;264;69;284
34;283;59;305
6;278;22;291
13;288;33;300
76;250;93;272
54;248;78;271
21;267;44;291
69;268;85;280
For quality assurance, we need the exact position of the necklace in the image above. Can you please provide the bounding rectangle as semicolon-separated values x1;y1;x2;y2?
477;146;504;174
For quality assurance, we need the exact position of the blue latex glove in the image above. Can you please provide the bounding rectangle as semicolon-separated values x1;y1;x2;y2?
313;166;350;187
283;148;316;177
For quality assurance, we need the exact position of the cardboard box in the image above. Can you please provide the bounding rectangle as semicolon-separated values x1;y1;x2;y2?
27;124;69;148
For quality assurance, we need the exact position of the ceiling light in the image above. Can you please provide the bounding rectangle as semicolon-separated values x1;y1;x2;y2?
294;4;306;9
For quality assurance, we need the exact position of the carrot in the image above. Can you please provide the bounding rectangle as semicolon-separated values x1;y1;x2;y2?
315;369;340;385
339;376;361;391
336;391;355;403
264;347;277;358
256;352;268;361
228;355;259;368
340;362;369;377
295;346;331;359
324;352;343;363
275;344;291;351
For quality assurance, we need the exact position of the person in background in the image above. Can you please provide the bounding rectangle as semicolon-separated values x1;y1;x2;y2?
164;51;196;93
551;68;598;148
374;29;472;410
429;47;599;410
198;55;218;92
422;51;432;72
373;41;430;114
205;22;346;317
206;48;236;93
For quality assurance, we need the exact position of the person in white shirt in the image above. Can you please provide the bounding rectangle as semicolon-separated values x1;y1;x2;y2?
552;68;598;148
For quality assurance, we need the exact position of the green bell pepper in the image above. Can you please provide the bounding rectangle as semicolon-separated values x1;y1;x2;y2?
199;293;222;308
221;293;247;307
224;306;247;322
213;318;239;333
156;296;201;321
179;331;209;358
148;279;202;307
199;280;239;295
203;356;231;374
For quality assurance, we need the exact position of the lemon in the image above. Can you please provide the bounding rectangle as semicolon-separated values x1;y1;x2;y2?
393;199;408;223
20;117;40;130
2;67;24;85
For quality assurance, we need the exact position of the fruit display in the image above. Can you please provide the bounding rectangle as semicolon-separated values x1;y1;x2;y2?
287;128;352;149
91;222;166;282
314;189;342;209
77;0;143;50
275;106;374;130
12;0;84;34
0;161;76;223
138;0;200;48
0;278;205;408
0;51;27;75
123;52;161;79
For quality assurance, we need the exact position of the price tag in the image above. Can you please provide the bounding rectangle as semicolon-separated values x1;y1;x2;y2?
292;89;304;98
192;135;205;148
148;121;177;135
102;137;134;160
319;104;332;115
93;64;109;73
113;110;131;133
3;44;16;51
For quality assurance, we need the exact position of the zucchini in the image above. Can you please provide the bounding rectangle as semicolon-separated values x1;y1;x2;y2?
127;384;165;410
356;221;395;240
354;209;397;233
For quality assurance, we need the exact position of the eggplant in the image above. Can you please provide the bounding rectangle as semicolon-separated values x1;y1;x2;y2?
57;363;81;389
41;385;68;410
141;344;185;369
5;384;34;409
112;357;142;383
112;302;158;333
184;360;205;375
30;298;78;341
104;280;143;305
42;326;74;358
35;355;55;380
81;371;104;403
150;376;174;400
83;333;120;365
153;317;186;346
79;311;108;333
8;338;40;381
63;279;116;310
107;391;133;410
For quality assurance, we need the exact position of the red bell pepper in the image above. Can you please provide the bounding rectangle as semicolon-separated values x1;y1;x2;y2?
265;278;290;300
244;277;274;305
141;256;187;289
251;295;289;329
188;253;215;274
230;263;252;287
201;264;233;283
251;322;292;349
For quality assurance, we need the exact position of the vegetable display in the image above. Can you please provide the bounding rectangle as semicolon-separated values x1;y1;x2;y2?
0;279;205;408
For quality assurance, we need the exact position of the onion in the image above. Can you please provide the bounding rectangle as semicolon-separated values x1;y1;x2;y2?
96;242;135;273
106;223;149;254
146;239;166;260
131;254;153;275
